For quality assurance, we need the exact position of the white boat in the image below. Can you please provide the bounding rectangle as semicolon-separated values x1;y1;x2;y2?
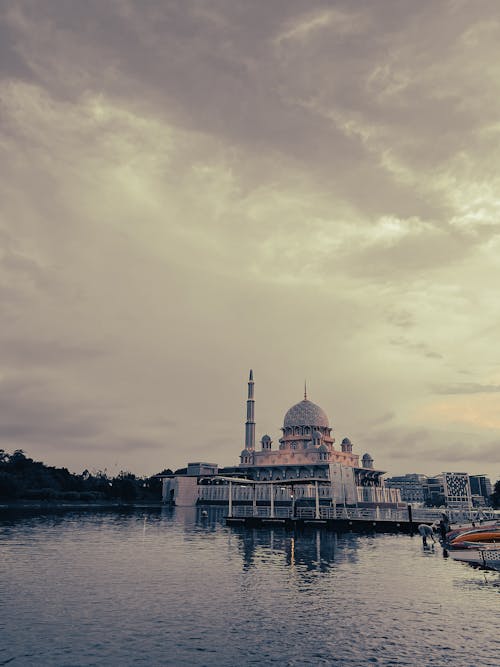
449;544;500;571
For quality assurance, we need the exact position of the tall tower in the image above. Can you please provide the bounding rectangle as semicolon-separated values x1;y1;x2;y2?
244;369;255;450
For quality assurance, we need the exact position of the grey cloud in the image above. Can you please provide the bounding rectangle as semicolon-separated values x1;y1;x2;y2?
359;426;500;468
433;383;500;395
1;1;500;480
112;437;164;453
365;412;396;427
0;380;109;443
0;0;475;223
0;338;105;367
337;226;476;281
361;427;431;456
388;337;443;360
407;441;500;465
384;308;414;329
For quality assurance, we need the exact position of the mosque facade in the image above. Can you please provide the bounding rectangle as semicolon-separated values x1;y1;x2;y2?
239;370;369;474
161;371;401;507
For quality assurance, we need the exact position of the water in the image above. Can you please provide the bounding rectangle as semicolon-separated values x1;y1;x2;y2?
1;507;498;666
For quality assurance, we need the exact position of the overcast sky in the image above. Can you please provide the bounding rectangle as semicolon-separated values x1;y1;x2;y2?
1;0;499;482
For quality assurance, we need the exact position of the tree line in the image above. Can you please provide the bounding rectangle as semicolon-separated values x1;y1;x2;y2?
0;449;171;503
492;480;500;508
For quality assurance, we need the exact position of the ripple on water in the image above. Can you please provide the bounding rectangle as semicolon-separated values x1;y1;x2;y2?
0;509;498;666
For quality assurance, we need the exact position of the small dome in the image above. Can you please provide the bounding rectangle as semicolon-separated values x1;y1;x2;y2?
312;430;322;440
362;453;374;469
341;437;351;445
261;434;271;441
318;443;328;452
284;399;329;428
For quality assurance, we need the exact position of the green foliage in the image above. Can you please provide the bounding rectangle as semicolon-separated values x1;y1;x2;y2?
0;449;165;503
0;472;22;498
491;479;500;508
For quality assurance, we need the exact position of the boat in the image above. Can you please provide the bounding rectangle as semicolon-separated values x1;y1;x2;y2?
445;522;499;546
450;530;500;546
448;544;500;571
445;523;500;571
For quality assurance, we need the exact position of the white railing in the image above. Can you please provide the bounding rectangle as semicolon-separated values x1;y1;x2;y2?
228;505;498;522
230;506;291;519
200;484;400;504
296;507;410;521
229;506;409;521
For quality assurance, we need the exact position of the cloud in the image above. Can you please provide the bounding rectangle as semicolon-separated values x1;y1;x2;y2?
433;383;500;395
0;1;500;482
359;425;500;474
0;338;104;367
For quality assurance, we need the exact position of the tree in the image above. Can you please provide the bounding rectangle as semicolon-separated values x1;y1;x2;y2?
110;471;138;501
0;472;22;498
491;480;500;508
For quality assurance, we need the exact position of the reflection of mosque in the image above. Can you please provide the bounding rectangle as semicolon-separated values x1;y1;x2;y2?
230;524;361;574
163;506;361;576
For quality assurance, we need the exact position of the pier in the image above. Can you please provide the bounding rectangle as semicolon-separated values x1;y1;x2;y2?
207;475;434;534
226;504;423;534
218;476;497;534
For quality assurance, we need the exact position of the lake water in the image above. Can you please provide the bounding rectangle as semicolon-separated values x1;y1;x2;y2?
1;507;498;666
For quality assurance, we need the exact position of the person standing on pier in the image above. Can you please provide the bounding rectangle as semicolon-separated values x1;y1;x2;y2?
438;513;450;541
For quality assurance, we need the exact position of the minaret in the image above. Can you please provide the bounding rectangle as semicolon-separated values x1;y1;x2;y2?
244;369;255;450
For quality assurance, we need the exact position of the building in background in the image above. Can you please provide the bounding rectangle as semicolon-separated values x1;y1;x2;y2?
385;472;493;508
469;475;493;506
385;474;427;503
423;475;445;506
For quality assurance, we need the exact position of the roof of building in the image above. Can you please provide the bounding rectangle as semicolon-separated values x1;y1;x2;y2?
283;399;329;428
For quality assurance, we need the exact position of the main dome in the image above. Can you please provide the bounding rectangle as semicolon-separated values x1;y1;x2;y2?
283;399;329;428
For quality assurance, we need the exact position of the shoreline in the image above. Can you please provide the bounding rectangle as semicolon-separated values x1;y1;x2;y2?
0;500;165;513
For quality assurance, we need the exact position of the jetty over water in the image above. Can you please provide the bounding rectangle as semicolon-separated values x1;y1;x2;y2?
214;475;415;533
216;476;496;534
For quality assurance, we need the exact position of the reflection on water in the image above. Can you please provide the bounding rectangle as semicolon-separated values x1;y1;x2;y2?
0;506;498;667
231;524;361;573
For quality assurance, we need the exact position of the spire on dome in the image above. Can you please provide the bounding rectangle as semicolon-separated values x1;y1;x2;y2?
249;369;253;381
304;380;307;400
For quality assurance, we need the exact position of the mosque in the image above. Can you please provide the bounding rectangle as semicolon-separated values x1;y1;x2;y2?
161;371;401;507
239;370;371;474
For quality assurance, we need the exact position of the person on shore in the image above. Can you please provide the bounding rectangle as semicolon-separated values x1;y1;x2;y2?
418;523;436;547
439;513;450;541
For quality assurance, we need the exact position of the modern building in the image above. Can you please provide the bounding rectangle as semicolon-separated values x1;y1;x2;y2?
385;474;427;503
161;371;401;507
422;475;445;506
469;474;493;506
386;472;494;508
